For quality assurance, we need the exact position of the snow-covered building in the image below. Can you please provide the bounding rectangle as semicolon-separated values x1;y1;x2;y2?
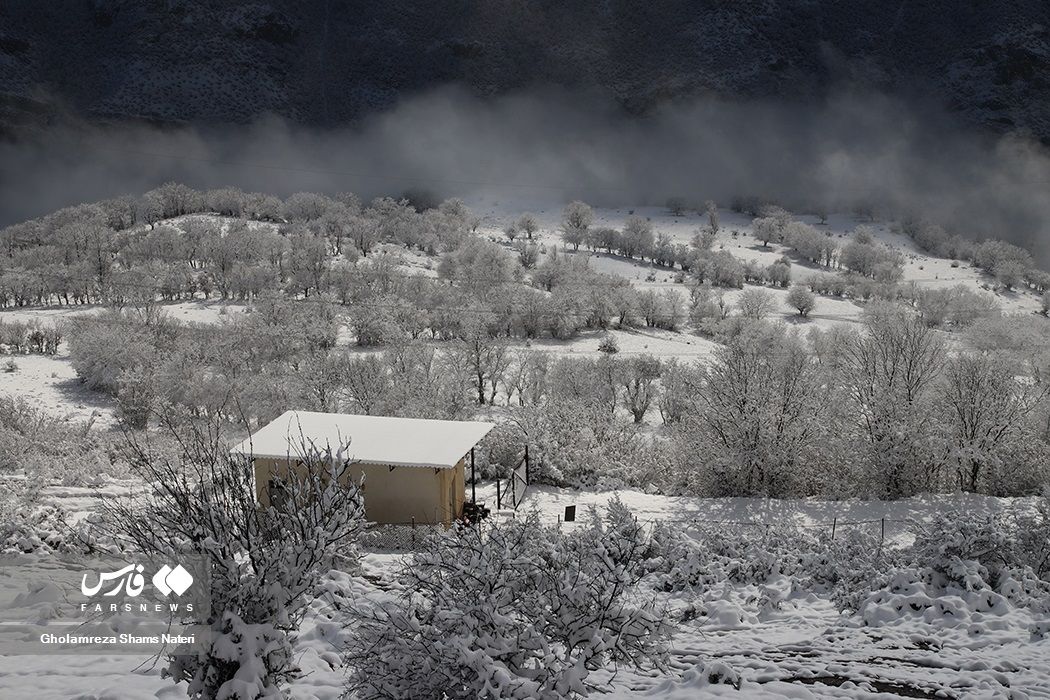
230;410;494;525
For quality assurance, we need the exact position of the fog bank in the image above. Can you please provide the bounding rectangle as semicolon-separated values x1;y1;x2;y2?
3;87;1050;261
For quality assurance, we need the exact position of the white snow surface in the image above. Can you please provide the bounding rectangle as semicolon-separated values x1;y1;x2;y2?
3;202;1050;697
2;481;1048;699
229;410;495;468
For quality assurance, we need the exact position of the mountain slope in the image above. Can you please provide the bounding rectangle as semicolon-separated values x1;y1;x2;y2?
1;1;1049;136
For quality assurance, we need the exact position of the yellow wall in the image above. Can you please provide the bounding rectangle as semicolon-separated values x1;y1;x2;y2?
252;457;465;525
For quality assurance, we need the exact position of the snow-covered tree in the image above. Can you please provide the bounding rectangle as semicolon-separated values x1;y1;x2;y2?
344;505;671;700
940;352;1045;492
786;284;816;317
677;322;828;496
620;216;654;260
737;288;776;320
620;354;662;423
752;217;781;247
281;192;334;222
704;200;719;234
843;304;948;496
99;415;366;700
561;201;593;251
517;213;540;240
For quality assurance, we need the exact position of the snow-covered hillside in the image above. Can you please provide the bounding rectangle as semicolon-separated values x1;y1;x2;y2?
3;195;1050;699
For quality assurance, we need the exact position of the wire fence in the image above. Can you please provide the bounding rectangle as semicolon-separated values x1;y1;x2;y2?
658;515;915;542
540;499;929;545
357;512;923;553
359;520;446;551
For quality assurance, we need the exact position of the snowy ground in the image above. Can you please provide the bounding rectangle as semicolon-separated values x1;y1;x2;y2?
0;299;246;426
0;351;116;427
0;299;248;328
478;484;1037;543
3;200;1042;410
2;480;1047;699
2;202;1049;697
468;196;1045;329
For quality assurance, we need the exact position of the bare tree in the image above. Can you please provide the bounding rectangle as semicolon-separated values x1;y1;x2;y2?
97;414;365;700
516;213;540;240
940;352;1044;492
456;319;509;405
621;354;663;423
704;200;720;234
340;354;391;414
561;201;593;251
666;197;687;216
737;288;776;320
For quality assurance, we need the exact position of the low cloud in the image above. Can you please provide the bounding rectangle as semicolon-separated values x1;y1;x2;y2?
3;86;1050;261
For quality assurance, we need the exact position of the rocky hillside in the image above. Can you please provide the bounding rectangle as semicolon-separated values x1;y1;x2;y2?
1;1;1049;137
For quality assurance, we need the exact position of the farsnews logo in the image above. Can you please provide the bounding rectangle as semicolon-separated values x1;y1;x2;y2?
80;564;147;597
81;563;194;598
152;564;194;597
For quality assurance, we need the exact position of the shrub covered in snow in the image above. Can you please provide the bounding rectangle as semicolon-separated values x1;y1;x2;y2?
902;510;1050;603
0;499;69;554
98;416;366;700
344;501;671;699
645;520;900;613
0;318;61;355
0;397;124;485
846;509;1050;635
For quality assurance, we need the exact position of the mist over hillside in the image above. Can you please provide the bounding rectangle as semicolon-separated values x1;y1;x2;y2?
4;1;1050;259
6;6;1050;696
4;88;1050;263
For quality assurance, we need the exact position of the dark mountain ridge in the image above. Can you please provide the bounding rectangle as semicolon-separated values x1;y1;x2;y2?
1;1;1049;137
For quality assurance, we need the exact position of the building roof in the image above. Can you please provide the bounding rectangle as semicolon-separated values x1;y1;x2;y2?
230;411;495;469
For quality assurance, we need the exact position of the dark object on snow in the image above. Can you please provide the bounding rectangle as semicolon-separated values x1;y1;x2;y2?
463;501;490;523
564;505;576;522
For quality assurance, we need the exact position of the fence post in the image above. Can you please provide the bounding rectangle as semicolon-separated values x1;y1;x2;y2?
411;517;416;549
880;517;885;545
524;445;530;484
496;480;501;510
831;517;837;540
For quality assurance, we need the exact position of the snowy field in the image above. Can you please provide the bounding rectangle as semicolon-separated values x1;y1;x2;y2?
3;199;1042;422
465;196;1045;326
3;201;1049;698
1;480;1048;699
